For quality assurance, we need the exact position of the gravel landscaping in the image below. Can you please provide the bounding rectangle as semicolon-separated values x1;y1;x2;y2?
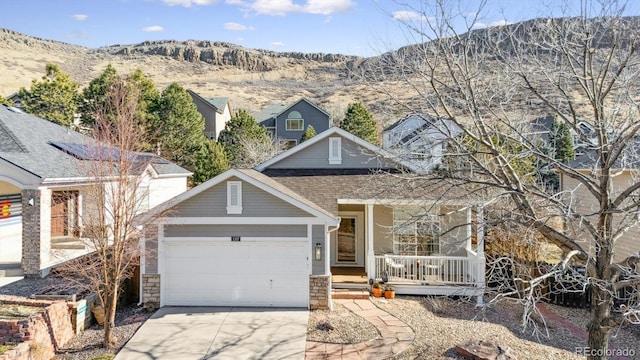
3;276;639;359
307;296;640;359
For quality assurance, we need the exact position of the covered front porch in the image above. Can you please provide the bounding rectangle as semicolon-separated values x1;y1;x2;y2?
330;200;485;300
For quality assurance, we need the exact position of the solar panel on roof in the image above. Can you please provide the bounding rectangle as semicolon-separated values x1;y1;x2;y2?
49;142;136;162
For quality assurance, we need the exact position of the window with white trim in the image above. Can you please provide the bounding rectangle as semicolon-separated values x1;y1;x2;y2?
226;181;242;214
328;137;342;164
286;111;304;131
393;206;440;255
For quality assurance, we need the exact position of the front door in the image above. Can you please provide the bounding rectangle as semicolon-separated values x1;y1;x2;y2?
333;212;364;267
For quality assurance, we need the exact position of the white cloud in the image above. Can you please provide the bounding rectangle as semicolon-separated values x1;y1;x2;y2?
271;41;285;47
392;10;421;21
143;25;164;32
473;19;512;29
224;22;254;31
230;0;353;16
163;0;217;7
72;14;88;21
305;0;352;15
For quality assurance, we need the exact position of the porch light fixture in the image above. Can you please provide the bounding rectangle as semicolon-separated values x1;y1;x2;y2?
28;198;34;206
315;243;322;261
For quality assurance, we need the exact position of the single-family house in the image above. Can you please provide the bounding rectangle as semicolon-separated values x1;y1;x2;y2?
5;93;21;109
187;90;232;140
382;114;462;172
137;127;487;310
0;104;191;277
561;148;640;264
253;98;330;149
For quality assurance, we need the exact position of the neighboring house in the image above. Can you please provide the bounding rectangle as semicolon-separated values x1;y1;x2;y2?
6;93;21;109
382;114;462;172
187;90;232;140
137;127;487;310
253;98;330;149
561;148;640;264
529;115;598;151
0;104;191;277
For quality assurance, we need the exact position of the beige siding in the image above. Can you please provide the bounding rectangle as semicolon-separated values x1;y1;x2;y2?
373;205;394;254
171;177;310;218
440;206;469;256
269;136;395;169
164;224;307;238
562;171;640;263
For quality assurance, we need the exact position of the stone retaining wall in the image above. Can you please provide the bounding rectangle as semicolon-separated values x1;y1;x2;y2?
0;297;74;360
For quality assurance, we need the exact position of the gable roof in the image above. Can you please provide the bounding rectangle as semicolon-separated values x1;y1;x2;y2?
254;126;421;173
187;89;228;114
252;97;329;123
135;168;339;226
384;114;462;146
0;104;190;183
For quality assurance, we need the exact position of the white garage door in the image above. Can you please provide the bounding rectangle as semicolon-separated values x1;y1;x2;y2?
162;240;309;307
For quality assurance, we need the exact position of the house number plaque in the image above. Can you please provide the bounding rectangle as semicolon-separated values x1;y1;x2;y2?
231;236;241;242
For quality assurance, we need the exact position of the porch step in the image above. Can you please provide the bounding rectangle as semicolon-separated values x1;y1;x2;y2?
331;288;370;300
51;238;86;250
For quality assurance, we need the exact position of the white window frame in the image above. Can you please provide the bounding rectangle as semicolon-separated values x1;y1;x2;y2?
392;206;440;255
328;137;342;164
226;181;243;214
286;118;304;131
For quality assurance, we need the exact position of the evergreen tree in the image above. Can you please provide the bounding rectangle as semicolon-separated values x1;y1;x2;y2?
191;140;229;185
301;125;317;142
18;63;79;126
549;118;576;163
79;64;120;126
149;83;208;172
340;102;379;145
218;109;271;167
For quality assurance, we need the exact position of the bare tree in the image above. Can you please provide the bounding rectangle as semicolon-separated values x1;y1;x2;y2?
365;0;640;358
57;76;156;348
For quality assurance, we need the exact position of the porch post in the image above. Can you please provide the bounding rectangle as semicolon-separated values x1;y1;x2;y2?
324;224;330;276
366;203;374;282
476;206;485;305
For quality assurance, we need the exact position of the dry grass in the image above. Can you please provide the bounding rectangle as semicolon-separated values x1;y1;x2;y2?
0;304;43;320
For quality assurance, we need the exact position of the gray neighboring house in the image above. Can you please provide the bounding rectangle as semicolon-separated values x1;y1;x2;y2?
382;114;462;173
253;98;330;149
187;90;232;140
0;104;191;277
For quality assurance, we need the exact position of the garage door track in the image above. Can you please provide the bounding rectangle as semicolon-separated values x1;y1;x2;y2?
115;307;309;360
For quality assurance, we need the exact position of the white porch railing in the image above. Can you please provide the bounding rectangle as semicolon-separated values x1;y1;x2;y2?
374;253;483;287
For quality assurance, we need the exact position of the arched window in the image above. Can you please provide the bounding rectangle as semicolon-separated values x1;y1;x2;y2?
286;111;304;131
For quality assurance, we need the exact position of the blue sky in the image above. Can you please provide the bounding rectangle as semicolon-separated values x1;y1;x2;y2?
4;1;640;57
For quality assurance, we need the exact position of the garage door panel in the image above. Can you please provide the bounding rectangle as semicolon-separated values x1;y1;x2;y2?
163;241;309;307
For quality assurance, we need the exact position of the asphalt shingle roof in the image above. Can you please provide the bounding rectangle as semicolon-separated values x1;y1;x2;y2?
0;105;190;181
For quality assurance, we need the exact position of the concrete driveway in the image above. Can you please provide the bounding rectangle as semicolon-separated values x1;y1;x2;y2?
115;307;309;360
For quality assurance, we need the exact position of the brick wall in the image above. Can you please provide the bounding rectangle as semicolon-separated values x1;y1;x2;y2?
309;275;331;310
0;297;74;360
142;274;161;310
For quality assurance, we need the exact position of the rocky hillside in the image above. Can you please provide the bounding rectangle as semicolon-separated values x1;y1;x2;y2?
0;28;386;120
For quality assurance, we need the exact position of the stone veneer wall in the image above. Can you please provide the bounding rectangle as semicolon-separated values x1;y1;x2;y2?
309;275;331;310
142;274;161;310
0;297;74;360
